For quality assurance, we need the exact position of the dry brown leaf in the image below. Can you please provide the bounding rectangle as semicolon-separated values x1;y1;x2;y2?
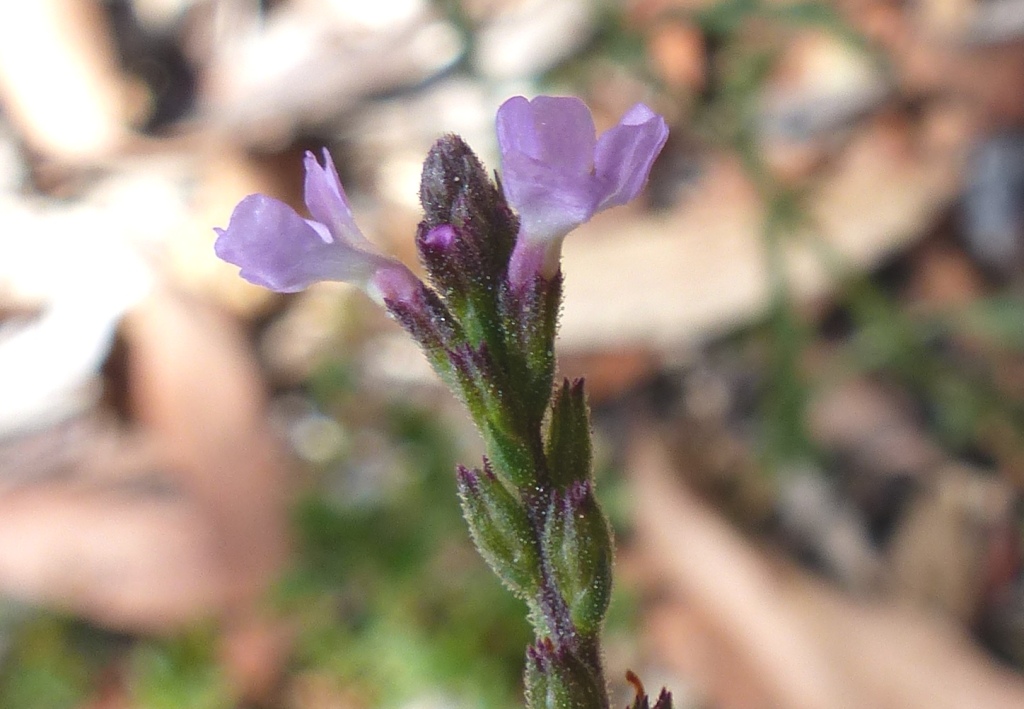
0;0;131;162
630;431;1024;709
0;287;291;654
559;104;965;353
121;288;290;615
0;482;225;631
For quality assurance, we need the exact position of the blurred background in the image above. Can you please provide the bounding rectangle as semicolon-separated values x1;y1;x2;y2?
1;0;1024;707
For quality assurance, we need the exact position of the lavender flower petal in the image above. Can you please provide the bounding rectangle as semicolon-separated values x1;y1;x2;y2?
497;96;597;175
302;149;371;250
594;103;670;210
497;96;602;249
500;149;598;243
214;194;383;293
498;95;669;285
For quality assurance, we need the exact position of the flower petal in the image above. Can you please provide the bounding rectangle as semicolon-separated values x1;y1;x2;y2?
214;194;381;293
497;96;603;246
302;149;373;249
499;97;669;287
501;149;598;243
495;96;540;161
498;96;597;174
593;103;669;211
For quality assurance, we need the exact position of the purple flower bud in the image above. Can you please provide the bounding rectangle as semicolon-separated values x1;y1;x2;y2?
546;378;592;486
456;458;541;597
543;478;613;636
496;96;669;287
214;149;420;305
420;223;459;252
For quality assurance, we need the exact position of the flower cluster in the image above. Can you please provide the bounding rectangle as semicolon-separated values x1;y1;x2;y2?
215;96;668;300
215;95;669;709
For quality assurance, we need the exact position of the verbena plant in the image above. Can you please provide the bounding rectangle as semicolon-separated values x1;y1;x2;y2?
215;95;671;709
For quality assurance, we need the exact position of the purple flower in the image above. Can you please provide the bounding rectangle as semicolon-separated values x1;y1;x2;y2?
496;96;669;286
214;149;419;304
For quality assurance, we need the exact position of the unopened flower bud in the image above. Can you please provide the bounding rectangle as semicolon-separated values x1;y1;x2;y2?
543;481;613;636
457;462;542;598
497;272;561;425
419;134;518;290
545;379;592;486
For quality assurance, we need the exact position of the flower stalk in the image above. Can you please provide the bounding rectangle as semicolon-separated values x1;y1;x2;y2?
215;95;671;708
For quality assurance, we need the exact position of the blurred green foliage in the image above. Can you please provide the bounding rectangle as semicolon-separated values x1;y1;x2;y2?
282;363;536;707
0;616;231;709
0;616;96;709
129;628;232;709
0;346;645;709
5;3;1024;707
